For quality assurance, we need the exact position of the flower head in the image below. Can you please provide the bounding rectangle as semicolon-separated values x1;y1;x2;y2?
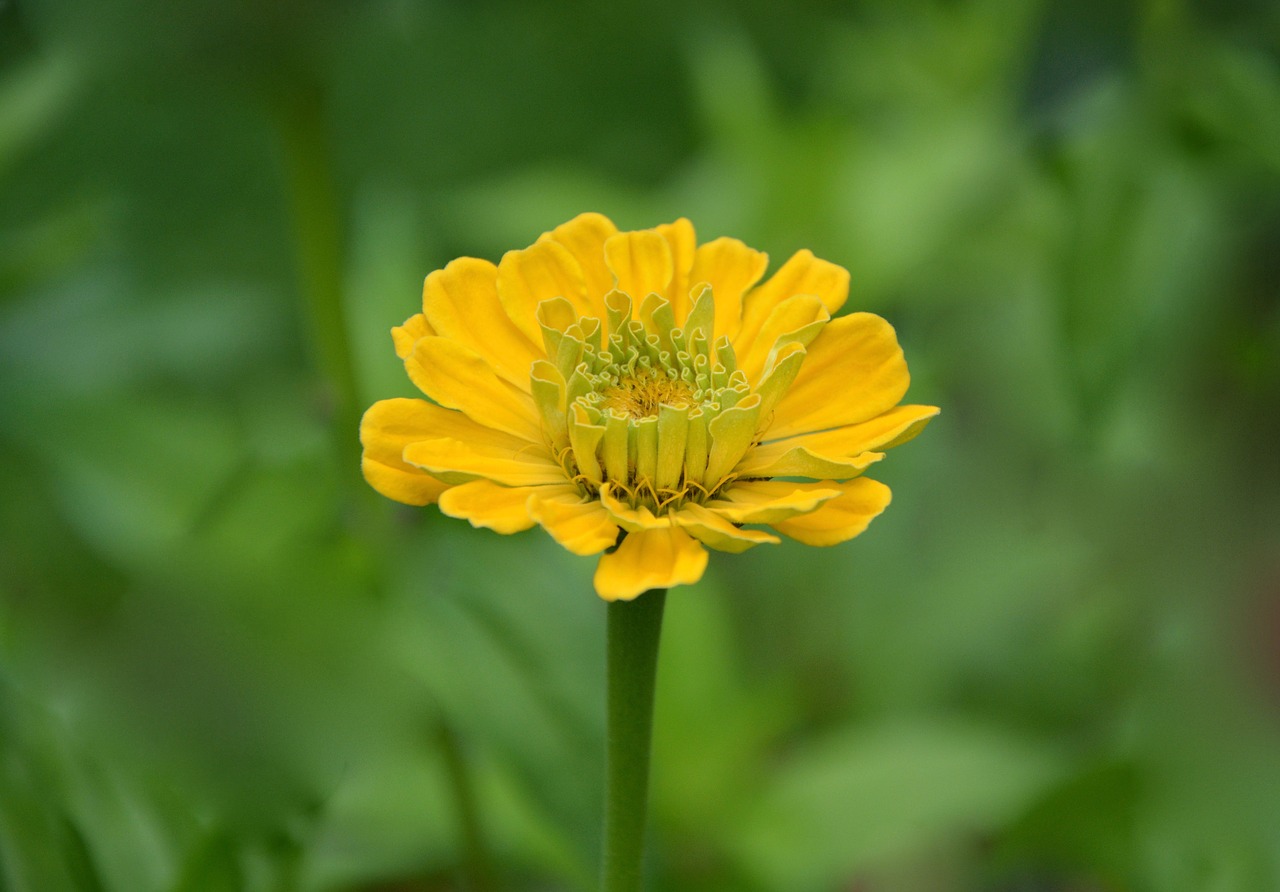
361;214;938;600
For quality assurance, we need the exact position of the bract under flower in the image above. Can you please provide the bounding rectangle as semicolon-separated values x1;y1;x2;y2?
361;213;938;600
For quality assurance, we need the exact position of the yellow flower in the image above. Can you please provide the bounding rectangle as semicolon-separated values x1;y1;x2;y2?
361;214;938;601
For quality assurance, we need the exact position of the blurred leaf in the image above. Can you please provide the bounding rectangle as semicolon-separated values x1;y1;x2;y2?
734;719;1067;890
0;279;285;398
0;55;77;180
994;759;1140;887
0;203;104;295
1177;37;1280;172
170;832;243;892
1042;81;1229;434
832;107;1018;300
7;395;242;567
0;687;111;892
383;527;606;880
57;816;106;892
652;580;797;839
446;167;648;254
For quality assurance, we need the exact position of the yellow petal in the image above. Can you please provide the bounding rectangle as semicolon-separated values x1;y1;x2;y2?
437;479;561;534
365;397;539;452
392;313;434;360
405;336;544;442
738;249;849;359
736;445;883;480
754;342;807;420
735;294;829;385
687;236;768;341
539;212;618;313
766;313;910;439
604;230;673;302
593;527;709;601
363;459;448;507
672;502;779;554
771;477;892;546
654;218;696;322
422;257;541;390
759;403;940;457
497;240;592;343
403;437;565;487
704;479;844;524
359;398;451;505
528;492;620;555
599;483;667;532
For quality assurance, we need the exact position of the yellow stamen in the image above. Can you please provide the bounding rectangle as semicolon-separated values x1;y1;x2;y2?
599;372;694;420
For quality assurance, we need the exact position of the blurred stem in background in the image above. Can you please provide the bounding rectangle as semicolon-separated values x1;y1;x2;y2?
271;78;362;470
272;72;500;888
602;589;667;892
437;721;498;892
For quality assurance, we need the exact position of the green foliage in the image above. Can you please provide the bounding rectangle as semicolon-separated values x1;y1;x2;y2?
2;0;1279;890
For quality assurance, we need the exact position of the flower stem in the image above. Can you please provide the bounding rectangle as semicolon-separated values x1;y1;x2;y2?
601;588;667;892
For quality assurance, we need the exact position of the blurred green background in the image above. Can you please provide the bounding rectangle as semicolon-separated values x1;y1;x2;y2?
3;0;1279;889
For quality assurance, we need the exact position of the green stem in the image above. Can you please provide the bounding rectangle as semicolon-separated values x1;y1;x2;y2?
601;588;667;892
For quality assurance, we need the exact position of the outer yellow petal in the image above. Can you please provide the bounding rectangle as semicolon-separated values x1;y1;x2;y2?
359;398;451;505
654;218;696;322
528;492;620;555
604;230;674;302
404;437;565;487
497;240;592;343
364;397;538;452
363;460;448;507
758;404;940;458
687;237;768;341
738;249;849;359
766;313;909;439
539;212;618;313
405;337;544;442
704;479;844;524
392;313;434;360
735;446;883;480
422;257;541;390
437;479;563;534
593;527;709;601
672;502;779;553
735;294;829;385
771;477;892;546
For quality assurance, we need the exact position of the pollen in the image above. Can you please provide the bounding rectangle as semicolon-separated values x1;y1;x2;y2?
599;372;694;419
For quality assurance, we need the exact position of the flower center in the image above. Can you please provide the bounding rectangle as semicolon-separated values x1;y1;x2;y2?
529;287;796;516
599;372;695;419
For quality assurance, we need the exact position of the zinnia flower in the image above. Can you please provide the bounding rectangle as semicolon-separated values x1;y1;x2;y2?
361;213;938;600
